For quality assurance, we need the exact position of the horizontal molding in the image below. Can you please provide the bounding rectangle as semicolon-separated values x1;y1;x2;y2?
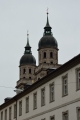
24;97;80;120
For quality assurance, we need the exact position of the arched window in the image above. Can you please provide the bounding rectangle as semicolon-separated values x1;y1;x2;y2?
29;69;31;74
23;68;26;74
43;52;46;58
39;53;41;60
50;52;53;58
20;69;21;75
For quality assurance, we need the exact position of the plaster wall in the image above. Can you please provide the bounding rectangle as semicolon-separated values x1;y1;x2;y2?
0;64;80;120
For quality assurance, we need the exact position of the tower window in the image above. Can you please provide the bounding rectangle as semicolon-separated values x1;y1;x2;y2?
39;53;41;60
29;77;31;79
23;69;26;74
51;61;53;64
20;69;21;75
29;69;31;74
50;52;53;58
43;52;46;58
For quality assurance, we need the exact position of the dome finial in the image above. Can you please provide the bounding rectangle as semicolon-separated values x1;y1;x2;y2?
47;7;49;15
45;8;50;27
26;30;30;46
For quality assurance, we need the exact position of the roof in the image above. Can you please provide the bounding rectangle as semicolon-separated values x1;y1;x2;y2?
0;54;80;110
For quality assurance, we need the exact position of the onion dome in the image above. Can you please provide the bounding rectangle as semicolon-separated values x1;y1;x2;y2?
20;33;36;66
38;12;58;50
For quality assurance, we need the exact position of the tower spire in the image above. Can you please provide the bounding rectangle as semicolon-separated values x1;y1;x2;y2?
26;30;30;46
45;8;50;27
24;31;32;54
43;9;52;36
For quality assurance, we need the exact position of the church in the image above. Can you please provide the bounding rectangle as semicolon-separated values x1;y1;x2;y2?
0;12;80;120
16;12;61;90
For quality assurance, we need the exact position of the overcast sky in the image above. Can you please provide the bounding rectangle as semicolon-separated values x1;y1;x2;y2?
0;0;80;105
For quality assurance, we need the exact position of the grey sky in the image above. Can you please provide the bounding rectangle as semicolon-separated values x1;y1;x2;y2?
0;0;80;104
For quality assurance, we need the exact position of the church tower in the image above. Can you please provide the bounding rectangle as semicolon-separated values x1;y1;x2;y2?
16;33;36;89
35;12;61;81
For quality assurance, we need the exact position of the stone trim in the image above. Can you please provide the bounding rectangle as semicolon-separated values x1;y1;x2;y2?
23;97;80;120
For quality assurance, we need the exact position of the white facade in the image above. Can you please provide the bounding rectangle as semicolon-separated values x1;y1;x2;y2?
0;58;80;120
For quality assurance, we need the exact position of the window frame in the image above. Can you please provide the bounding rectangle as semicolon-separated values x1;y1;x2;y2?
26;96;29;113
19;100;22;116
1;111;3;120
76;68;80;91
50;115;55;120
62;74;68;97
14;104;16;118
77;107;80;120
33;92;37;110
9;107;12;120
5;109;7;120
41;118;46;120
50;83;55;103
41;87;45;106
62;110;69;120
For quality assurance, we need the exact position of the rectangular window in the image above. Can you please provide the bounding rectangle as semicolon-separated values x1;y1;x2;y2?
5;109;7;120
19;101;22;116
50;115;55;120
41;88;45;106
9;107;12;120
76;69;80;90
14;104;16;118
62;74;68;96
26;97;29;113
62;111;68;120
33;92;37;109
77;108;80;120
50;83;54;102
1;111;3;120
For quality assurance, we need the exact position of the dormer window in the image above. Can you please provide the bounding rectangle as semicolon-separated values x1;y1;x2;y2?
23;69;26;74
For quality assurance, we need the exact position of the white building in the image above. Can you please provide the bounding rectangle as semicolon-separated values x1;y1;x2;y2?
0;13;80;120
